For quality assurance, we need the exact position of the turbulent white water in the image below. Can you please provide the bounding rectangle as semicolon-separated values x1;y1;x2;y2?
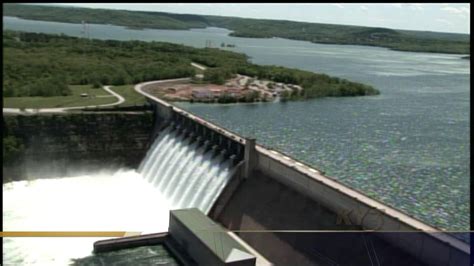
3;169;171;265
3;125;237;265
138;125;236;214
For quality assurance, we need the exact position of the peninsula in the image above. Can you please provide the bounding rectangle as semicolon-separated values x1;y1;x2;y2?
3;31;379;107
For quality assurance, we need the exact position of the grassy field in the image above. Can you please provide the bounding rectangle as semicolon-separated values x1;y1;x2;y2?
109;85;147;107
3;85;117;108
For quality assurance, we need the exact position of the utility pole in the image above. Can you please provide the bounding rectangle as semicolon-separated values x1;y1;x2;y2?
81;20;87;84
81;20;86;39
205;39;213;48
81;20;86;54
81;20;90;40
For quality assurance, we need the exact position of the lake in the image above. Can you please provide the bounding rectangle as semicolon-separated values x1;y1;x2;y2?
3;16;470;232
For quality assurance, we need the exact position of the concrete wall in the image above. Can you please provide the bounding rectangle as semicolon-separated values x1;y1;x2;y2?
209;161;246;220
255;146;470;266
3;112;154;182
149;99;245;162
169;209;256;266
216;171;425;265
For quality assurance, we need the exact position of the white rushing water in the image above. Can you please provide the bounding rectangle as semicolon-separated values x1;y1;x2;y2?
3;170;171;265
138;125;236;214
3;125;237;265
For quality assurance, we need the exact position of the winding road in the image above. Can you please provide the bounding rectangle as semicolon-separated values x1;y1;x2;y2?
190;62;207;71
3;86;125;114
3;62;204;114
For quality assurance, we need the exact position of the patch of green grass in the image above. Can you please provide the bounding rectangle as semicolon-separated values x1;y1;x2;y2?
3;85;117;108
109;84;147;107
70;85;111;96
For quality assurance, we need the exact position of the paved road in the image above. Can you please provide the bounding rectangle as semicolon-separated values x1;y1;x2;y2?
3;86;125;114
191;62;207;71
134;78;192;99
4;62;204;114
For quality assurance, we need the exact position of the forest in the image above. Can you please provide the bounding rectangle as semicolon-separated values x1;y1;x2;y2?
3;30;379;99
4;3;470;54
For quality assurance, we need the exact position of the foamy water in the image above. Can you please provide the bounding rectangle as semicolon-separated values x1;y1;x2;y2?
3;169;171;265
138;125;237;214
3;124;239;265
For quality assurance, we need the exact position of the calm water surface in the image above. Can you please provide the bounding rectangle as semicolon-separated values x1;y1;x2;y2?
3;16;470;231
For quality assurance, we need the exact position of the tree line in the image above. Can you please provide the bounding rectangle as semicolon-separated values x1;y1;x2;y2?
4;30;379;99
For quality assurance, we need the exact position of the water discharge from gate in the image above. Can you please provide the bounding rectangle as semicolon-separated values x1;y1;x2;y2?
3;124;238;265
138;124;237;214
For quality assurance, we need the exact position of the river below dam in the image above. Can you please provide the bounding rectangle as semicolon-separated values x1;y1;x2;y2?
2;123;239;265
3;16;470;233
2;170;171;265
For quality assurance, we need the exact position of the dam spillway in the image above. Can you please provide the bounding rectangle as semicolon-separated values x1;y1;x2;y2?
134;79;470;266
138;122;241;214
2;80;469;265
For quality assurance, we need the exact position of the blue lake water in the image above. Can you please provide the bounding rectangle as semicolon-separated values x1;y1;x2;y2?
3;16;470;231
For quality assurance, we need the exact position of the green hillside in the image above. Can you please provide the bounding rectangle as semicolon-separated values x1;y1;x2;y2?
3;3;470;54
3;31;379;100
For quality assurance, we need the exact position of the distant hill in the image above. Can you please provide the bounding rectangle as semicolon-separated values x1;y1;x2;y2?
3;3;209;30
3;3;470;54
397;29;470;42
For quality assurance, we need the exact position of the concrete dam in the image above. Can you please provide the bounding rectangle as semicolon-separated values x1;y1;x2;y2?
138;123;241;214
131;80;470;266
3;79;469;265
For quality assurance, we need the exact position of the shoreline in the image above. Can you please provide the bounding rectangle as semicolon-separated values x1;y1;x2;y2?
3;15;469;56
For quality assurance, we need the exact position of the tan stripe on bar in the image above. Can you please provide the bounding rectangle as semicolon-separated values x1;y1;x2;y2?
0;231;130;237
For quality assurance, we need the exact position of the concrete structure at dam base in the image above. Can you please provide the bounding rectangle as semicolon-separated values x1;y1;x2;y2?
93;209;270;266
133;79;470;266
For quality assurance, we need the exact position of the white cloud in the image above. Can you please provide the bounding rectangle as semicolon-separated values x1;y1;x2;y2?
436;18;454;26
441;6;470;19
441;6;470;14
391;4;403;9
441;7;462;14
360;5;368;11
409;4;424;11
460;7;470;14
332;4;344;9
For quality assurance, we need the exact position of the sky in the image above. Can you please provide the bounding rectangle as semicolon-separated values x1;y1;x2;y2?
44;3;470;34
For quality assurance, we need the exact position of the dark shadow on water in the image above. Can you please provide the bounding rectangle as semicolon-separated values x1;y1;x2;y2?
71;244;180;266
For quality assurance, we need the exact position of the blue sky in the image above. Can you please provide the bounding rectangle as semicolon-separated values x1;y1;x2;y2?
46;3;470;34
